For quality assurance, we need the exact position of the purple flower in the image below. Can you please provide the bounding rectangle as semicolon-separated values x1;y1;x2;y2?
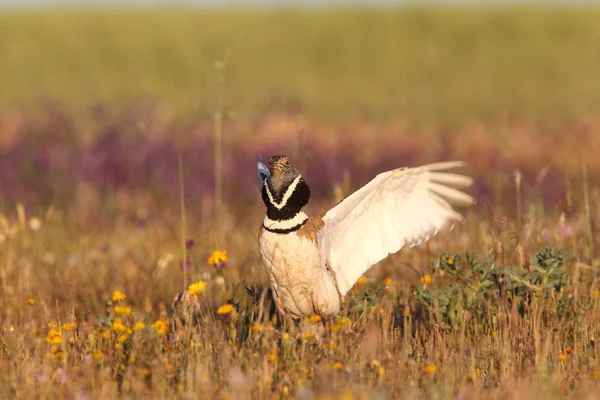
540;228;552;240
179;259;192;270
558;223;574;239
185;239;195;249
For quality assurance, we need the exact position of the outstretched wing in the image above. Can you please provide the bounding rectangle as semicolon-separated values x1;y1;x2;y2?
317;161;474;296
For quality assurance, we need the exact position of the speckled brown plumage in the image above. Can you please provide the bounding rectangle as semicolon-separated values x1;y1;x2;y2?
297;217;325;244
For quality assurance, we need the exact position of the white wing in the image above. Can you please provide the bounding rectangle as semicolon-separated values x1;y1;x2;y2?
317;161;475;296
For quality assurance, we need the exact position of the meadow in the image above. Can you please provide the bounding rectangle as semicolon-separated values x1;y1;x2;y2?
1;5;600;399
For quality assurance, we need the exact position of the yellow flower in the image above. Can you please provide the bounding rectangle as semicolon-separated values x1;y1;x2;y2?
336;317;351;326
447;256;454;265
151;320;170;336
112;318;128;333
118;335;128;343
331;362;343;370
187;281;207;297
112;290;127;302
558;354;568;362
251;323;263;333
325;343;337;350
370;359;380;367
356;277;369;285
136;367;152;377
424;364;437;373
282;333;290;341
92;350;104;361
420;274;433;284
268;353;278;362
207;250;228;266
133;321;146;331
45;329;62;345
216;304;234;315
26;297;35;306
303;333;315;341
114;306;132;316
566;346;574;354
61;323;76;331
307;315;322;323
383;278;393;286
329;325;341;333
98;328;111;339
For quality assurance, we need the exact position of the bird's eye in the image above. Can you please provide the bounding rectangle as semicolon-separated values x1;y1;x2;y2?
284;159;290;166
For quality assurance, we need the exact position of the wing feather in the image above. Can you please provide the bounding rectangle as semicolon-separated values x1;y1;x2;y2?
318;162;474;296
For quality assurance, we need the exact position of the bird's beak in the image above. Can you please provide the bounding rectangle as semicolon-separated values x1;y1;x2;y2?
257;155;270;187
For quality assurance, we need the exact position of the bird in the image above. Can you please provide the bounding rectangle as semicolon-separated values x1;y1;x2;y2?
257;155;475;319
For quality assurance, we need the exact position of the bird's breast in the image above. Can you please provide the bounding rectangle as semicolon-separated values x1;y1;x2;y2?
258;229;325;317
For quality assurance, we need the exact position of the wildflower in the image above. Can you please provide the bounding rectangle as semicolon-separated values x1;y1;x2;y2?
329;325;341;333
268;353;278;362
114;306;132;316
307;315;321;323
208;250;228;269
112;318;128;333
331;362;343;370
185;239;195;249
336;317;350;325
97;328;111;339
26;298;35;306
165;363;175;374
356;277;369;285
566;346;574;354
118;335;128;343
151;320;170;336
383;278;393;286
217;304;234;315
282;333;290;341
179;259;192;270
303;333;315;341
29;218;42;231
424;364;437;373
187;281;207;297
251;323;263;333
112;290;127;302
92;351;104;361
325;343;337;350
61;323;76;331
558;354;568;362
45;330;62;345
420;274;433;284
447;256;454;265
136;367;151;378
133;321;146;332
370;359;380;367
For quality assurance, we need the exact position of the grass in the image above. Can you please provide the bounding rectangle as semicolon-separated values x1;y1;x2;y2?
0;6;600;125
1;185;599;398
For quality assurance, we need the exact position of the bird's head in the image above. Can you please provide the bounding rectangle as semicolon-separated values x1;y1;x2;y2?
257;155;310;218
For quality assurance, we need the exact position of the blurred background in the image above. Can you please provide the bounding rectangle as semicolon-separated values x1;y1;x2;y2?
0;0;599;225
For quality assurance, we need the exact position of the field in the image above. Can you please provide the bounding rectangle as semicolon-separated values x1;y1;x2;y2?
1;4;600;399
